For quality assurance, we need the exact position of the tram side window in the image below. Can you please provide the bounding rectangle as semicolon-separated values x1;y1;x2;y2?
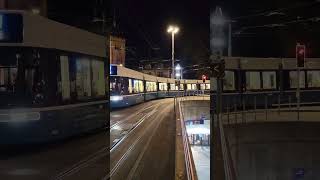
290;71;305;88
307;71;320;88
223;71;235;91
246;72;261;90
91;60;105;97
76;58;92;99
187;84;192;90
206;83;210;90
180;84;184;90
146;81;157;92
170;83;176;90
59;56;70;100
128;78;133;93
191;84;197;90
200;84;206;90
133;79;143;93
262;71;276;89
159;82;167;91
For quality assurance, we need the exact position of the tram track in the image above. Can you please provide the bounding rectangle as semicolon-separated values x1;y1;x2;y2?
51;146;108;180
106;99;174;180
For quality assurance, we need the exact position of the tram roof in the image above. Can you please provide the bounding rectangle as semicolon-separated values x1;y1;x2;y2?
113;65;210;83
0;10;106;58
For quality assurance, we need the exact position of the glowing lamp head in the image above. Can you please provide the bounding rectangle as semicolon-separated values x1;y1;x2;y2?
175;64;181;70
167;25;179;34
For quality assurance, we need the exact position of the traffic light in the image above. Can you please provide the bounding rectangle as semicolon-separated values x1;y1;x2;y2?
202;75;207;83
296;44;306;68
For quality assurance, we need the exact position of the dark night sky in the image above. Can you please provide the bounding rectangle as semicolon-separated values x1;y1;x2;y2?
113;0;210;75
46;0;320;78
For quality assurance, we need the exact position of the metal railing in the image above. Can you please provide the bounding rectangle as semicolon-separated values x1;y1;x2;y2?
177;98;198;180
221;94;320;124
218;114;237;180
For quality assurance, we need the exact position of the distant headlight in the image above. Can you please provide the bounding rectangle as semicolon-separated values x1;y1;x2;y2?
110;96;124;101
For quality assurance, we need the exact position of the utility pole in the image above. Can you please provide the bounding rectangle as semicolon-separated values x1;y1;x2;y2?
210;6;226;180
167;25;179;79
228;23;232;57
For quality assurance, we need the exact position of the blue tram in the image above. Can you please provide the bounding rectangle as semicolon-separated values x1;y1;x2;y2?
0;11;108;144
110;65;210;108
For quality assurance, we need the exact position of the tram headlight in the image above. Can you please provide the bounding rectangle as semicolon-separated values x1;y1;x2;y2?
110;96;123;102
0;112;41;122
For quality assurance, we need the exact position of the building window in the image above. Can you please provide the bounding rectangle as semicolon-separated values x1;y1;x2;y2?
307;71;320;88
223;71;235;90
262;71;276;89
246;71;261;90
76;58;91;98
290;71;305;88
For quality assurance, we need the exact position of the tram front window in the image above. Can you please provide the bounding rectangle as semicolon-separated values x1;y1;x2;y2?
0;48;46;107
0;66;17;93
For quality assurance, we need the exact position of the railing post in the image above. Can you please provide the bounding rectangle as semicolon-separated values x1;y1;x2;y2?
278;94;281;115
227;103;230;125
234;98;238;124
289;95;291;110
254;96;257;121
242;97;246;123
265;95;268;121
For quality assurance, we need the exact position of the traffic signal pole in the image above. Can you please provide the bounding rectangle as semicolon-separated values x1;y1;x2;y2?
297;68;300;121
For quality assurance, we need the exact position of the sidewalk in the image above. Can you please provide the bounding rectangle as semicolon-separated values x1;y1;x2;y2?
190;146;210;180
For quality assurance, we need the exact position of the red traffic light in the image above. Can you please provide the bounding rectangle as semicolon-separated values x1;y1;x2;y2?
296;44;306;68
202;75;207;83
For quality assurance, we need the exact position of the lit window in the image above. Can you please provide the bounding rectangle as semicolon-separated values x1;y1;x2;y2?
290;71;305;88
307;71;320;88
76;58;92;98
262;71;276;89
246;72;261;90
91;60;105;97
223;71;235;90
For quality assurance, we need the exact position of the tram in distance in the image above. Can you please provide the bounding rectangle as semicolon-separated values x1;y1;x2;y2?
0;10;108;144
110;64;210;108
214;57;320;111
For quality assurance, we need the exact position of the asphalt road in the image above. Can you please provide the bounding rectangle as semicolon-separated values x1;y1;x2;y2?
0;131;108;180
109;98;176;180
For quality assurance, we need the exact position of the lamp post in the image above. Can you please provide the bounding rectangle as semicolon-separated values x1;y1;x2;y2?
175;64;182;79
167;25;179;79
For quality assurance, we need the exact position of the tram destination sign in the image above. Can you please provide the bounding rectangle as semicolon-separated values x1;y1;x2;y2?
0;13;23;43
110;65;118;75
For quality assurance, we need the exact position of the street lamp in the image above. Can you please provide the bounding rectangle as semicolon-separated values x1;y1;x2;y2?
167;25;179;79
175;64;182;79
